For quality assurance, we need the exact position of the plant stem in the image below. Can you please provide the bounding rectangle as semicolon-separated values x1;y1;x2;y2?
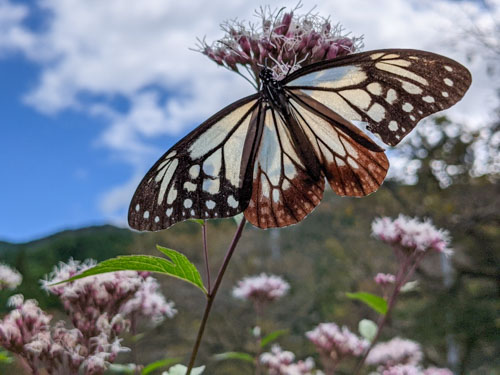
202;222;211;294
353;253;420;374
186;218;247;375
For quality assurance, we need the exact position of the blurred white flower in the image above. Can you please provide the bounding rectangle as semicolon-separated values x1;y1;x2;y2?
367;337;423;367
423;368;453;375
372;216;452;255
374;273;396;286
306;322;368;359
379;364;422;375
120;276;177;324
0;263;22;290
233;273;290;304
260;344;315;375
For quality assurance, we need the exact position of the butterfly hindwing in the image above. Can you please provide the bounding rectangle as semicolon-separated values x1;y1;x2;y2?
128;94;260;230
288;90;389;197
284;49;472;146
244;106;325;228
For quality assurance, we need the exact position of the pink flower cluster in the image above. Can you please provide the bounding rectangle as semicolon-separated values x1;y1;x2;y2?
367;337;423;367
232;273;290;304
371;216;452;255
0;259;176;374
260;344;315;375
42;259;176;333
0;262;22;290
374;364;454;375
374;273;396;286
197;4;362;84
306;322;368;362
0;295;129;374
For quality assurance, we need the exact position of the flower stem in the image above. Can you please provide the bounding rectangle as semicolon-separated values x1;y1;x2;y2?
353;254;419;374
202;222;211;294
186;218;247;375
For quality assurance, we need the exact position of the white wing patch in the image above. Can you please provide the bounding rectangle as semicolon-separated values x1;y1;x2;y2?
288;96;389;197
129;96;259;230
244;108;324;228
285;49;472;146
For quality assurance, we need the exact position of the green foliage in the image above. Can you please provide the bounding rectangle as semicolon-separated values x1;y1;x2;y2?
142;358;182;375
346;292;388;315
0;350;12;364
55;245;207;294
260;329;289;348
214;352;254;363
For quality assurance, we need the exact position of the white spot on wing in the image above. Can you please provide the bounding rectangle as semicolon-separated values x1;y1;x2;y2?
154;216;160;223
375;62;429;85
189;165;200;179
158;159;179;204
340;89;372;110
203;178;220;194
422;95;435;103
370;53;384;60
367;103;386;122
400;80;423;95
272;189;280;203
402;103;414;112
143;211;150;219
227;195;239;208
167;187;177;205
184;181;197;192
203;149;222;177
367;82;383;95
444;78;453;86
135;204;140;212
444;65;453;72
206;200;216;209
184;199;193;208
388;121;398;131
386;89;397;104
166;208;173;217
442;91;449;97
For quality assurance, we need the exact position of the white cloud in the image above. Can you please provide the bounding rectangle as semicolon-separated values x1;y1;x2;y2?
0;0;496;224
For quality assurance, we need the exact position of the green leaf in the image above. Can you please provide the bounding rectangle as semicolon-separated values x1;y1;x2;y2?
54;246;207;295
214;352;254;363
358;319;378;341
165;364;205;375
260;329;289;348
188;219;205;226
346;292;388;315
142;358;181;375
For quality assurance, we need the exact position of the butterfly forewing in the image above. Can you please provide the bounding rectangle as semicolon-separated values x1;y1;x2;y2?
128;94;260;230
288;91;389;196
284;49;472;146
244;107;325;228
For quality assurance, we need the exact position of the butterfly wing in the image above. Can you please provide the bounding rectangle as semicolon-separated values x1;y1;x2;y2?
284;49;472;146
287;90;389;197
128;94;260;231
243;105;325;228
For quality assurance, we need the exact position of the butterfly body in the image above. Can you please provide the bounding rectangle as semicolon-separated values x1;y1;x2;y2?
128;49;471;231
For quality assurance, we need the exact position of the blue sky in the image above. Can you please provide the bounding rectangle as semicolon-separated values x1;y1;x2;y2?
0;0;496;242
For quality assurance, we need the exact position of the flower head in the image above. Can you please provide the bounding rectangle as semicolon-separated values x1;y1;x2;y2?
372;215;452;255
423;368;453;375
0;263;22;290
374;273;396;286
197;4;362;86
306;322;368;361
366;337;423;367
120;276;177;324
260;344;315;375
232;273;290;304
379;364;422;375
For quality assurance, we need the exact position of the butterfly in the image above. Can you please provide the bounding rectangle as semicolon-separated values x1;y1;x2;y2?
128;49;471;230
